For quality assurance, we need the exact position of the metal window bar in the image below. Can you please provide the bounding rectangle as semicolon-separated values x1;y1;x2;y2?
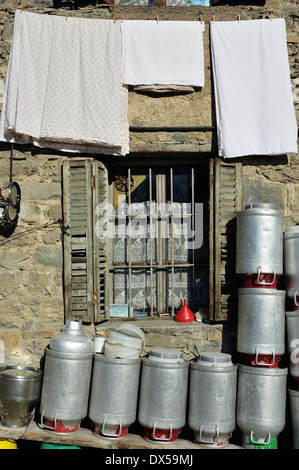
128;167;132;317
149;167;154;317
191;167;195;313
111;165;201;317
170;167;174;317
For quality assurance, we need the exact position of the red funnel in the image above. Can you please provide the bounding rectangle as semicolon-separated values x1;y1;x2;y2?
175;299;195;323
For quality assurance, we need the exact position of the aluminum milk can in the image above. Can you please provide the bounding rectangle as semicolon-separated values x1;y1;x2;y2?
237;288;285;367
39;320;93;434
88;355;141;439
188;352;237;448
138;348;189;443
236;203;283;287
288;389;299;449
284;226;299;308
286;311;299;386
237;364;287;445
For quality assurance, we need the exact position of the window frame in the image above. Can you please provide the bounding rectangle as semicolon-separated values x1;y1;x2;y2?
62;155;242;323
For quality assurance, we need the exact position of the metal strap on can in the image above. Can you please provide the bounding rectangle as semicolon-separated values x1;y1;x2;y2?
294;290;299;307
152;422;173;442
250;431;271;446
199;425;220;445
101;418;123;438
256;267;277;286
254;349;276;367
40;412;57;430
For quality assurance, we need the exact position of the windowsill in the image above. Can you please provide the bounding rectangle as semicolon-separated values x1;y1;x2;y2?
95;316;221;331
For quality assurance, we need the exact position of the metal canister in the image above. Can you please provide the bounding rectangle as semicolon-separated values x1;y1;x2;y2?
39;320;93;434
138;348;189;443
236;203;283;287
289;389;299;449
188;352;237;448
237;288;285;367
88;355;141;439
286;311;299;387
237;365;287;445
284;226;299;308
0;366;42;428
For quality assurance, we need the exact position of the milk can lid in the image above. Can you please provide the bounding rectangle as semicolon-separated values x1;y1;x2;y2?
115;323;145;347
284;226;299;236
244;203;277;211
50;320;93;354
148;348;184;363
197;351;232;367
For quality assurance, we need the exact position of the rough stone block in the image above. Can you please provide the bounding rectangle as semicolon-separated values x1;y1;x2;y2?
35;246;62;269
20;182;61;200
242;178;285;212
0;331;21;352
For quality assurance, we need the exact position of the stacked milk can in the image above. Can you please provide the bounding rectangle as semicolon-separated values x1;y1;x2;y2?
235;203;287;449
284;226;299;448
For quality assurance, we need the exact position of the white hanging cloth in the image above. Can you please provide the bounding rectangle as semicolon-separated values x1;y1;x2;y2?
121;20;205;87
0;10;129;156
210;18;297;159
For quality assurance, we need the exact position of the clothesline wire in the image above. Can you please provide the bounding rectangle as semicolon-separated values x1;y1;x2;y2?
0;219;62;246
18;6;276;24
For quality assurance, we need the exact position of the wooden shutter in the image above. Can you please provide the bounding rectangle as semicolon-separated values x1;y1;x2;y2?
63;160;94;322
210;158;243;321
92;161;109;322
63;159;109;323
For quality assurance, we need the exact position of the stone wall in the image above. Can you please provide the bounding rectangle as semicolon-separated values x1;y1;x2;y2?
0;0;297;367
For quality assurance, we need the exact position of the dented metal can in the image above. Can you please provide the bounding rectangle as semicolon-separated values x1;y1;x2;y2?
188;352;237;448
39;320;93;434
138;349;189;443
89;355;141;439
236;203;283;287
284;226;299;307
237;365;287;444
237;288;285;366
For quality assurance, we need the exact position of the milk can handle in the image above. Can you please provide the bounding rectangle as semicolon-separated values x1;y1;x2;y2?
101;418;123;438
199;425;219;445
40;412;57;430
254;349;276;367
152;422;173;441
250;431;271;445
294;291;298;307
256;267;276;286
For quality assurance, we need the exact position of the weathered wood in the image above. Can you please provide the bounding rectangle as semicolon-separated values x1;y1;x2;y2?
209;158;214;321
92;161;109;323
63;160;94;323
213;158;243;321
0;422;241;450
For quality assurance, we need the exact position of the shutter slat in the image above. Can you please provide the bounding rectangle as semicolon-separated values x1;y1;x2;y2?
213;158;243;321
63;160;93;323
93;161;109;322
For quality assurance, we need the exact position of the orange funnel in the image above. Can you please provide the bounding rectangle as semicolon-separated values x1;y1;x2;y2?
175;299;195;323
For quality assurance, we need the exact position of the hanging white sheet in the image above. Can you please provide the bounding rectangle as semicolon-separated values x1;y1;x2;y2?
210;18;298;159
121;20;205;87
0;10;129;156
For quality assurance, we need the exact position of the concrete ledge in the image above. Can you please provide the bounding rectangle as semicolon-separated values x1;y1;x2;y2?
95;317;225;360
